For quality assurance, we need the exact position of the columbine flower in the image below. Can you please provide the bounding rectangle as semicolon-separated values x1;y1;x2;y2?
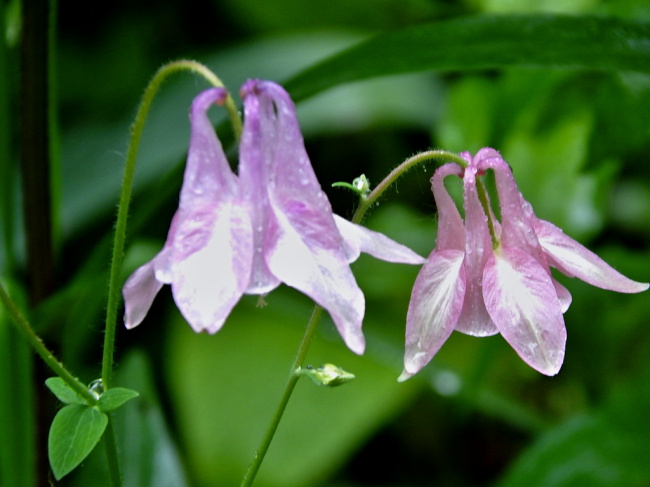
122;80;424;354
401;148;648;379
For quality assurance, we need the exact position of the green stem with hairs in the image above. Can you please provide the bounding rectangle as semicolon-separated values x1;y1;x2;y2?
351;149;469;224
0;282;97;405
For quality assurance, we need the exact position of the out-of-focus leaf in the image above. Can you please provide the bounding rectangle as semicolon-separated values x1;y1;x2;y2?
166;288;418;487
0;282;35;487
285;15;650;102
114;351;188;487
216;0;443;32
45;377;85;405
48;404;108;480
496;366;650;487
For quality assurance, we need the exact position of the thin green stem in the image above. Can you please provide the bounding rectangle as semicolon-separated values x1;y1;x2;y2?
0;282;97;405
475;180;499;248
101;60;239;389
351;149;469;224
103;416;122;487
240;305;324;487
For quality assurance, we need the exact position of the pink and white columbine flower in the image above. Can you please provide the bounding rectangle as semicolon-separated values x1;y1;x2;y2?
122;80;424;354
401;148;648;379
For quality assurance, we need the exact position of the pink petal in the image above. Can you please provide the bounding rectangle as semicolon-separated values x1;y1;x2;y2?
552;278;573;313
483;248;566;376
431;163;465;250
401;249;466;380
535;219;649;293
456;163;498;336
170;88;254;332
265;208;366;354
179;88;239;212
241;80;366;353
477;154;545;261
122;259;164;329
239;82;282;294
332;215;425;264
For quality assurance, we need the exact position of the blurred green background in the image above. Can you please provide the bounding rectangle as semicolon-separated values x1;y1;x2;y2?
2;0;650;486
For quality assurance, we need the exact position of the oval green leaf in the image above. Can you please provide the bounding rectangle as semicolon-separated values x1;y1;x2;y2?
48;404;108;480
45;377;85;405
97;387;139;413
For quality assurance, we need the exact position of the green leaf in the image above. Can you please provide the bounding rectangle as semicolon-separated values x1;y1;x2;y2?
97;387;139;413
496;366;650;487
45;377;85;405
48;404;108;480
285;14;650;102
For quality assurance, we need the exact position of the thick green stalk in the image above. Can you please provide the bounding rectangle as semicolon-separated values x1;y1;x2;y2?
103;417;121;487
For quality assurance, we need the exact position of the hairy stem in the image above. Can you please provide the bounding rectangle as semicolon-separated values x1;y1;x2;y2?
351;149;468;224
0;283;97;405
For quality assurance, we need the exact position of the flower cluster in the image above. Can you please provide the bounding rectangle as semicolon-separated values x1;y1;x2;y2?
401;148;648;379
122;80;424;354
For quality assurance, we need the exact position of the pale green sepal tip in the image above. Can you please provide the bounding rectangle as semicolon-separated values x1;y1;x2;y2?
397;370;413;383
297;363;355;387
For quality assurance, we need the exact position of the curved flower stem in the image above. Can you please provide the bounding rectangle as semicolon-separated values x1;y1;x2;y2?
0;282;97;405
101;60;239;390
240;305;324;487
351;149;469;224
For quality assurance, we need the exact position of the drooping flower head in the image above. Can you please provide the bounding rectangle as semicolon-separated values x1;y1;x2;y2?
401;148;648;379
123;80;424;354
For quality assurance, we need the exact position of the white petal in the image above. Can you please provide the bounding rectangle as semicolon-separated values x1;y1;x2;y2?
172;204;253;333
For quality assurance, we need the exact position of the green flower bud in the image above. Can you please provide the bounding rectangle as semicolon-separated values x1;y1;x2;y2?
297;364;355;387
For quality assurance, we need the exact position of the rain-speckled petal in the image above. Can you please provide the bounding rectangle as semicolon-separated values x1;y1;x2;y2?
239;81;281;294
483;248;566;376
401;164;467;379
167;87;253;332
241;79;366;353
178;88;239;214
171;203;252;333
535;219;649;293
402;249;466;380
